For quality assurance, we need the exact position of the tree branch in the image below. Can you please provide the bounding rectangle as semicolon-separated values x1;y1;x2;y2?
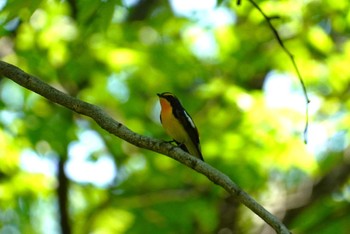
0;60;290;234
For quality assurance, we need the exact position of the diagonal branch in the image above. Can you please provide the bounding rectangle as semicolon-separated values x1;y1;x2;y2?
0;60;290;234
242;0;311;143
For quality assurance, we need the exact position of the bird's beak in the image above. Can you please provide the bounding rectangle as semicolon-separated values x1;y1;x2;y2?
157;93;161;97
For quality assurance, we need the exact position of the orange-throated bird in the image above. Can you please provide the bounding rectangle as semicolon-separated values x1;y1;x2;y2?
157;92;204;161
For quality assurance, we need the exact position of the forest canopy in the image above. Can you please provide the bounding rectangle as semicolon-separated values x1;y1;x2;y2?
0;0;350;233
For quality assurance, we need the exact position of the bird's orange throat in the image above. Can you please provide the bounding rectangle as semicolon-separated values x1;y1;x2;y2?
159;98;172;114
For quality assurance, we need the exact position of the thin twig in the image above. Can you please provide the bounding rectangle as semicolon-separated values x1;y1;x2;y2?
242;0;310;143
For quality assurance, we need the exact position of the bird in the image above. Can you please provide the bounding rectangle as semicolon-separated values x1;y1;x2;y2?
157;92;204;161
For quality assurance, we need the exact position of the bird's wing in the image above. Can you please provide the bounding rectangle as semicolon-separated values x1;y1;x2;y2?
174;108;199;145
174;108;203;160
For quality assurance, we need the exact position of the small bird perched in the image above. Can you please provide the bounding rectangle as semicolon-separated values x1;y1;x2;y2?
157;92;204;161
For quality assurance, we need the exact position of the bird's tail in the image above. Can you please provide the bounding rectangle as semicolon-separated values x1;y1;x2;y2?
179;142;204;161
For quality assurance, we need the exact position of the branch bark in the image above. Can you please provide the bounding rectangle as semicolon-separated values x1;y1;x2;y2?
0;60;291;234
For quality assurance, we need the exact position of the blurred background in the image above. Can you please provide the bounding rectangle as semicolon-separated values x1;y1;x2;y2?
0;0;349;233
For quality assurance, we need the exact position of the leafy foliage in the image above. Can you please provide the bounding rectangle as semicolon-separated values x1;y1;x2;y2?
1;0;350;233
